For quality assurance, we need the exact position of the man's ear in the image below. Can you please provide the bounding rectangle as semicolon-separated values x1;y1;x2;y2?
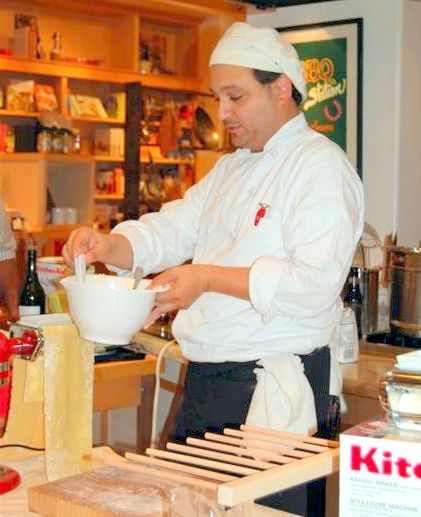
273;74;293;102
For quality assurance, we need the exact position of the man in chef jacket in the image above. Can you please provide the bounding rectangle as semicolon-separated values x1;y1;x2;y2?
64;22;364;515
0;198;19;322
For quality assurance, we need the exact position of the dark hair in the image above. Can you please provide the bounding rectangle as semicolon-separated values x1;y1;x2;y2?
253;69;303;107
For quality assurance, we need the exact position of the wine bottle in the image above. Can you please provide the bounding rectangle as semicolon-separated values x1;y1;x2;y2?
19;238;45;316
344;266;363;338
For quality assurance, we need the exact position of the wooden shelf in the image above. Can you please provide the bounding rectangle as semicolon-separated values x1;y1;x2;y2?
94;155;124;162
140;156;184;165
0;55;138;83
0;152;93;163
0;109;41;118
94;154;186;165
0;0;240;229
0;55;205;93
94;194;124;200
0;152;186;165
71;115;125;125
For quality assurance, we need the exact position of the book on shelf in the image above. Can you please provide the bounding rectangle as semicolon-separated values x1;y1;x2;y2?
68;94;108;118
94;128;125;157
103;92;126;121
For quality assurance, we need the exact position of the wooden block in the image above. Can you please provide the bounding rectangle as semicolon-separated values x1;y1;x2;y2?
28;465;171;516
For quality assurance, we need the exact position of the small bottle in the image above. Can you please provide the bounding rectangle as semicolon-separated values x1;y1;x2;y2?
5;126;15;153
50;32;62;61
344;266;363;338
19;237;46;317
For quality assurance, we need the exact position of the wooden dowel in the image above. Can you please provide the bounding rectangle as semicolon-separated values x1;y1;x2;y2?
100;453;218;491
146;448;259;476
186;437;296;464
204;432;313;459
126;451;235;482
166;442;274;470
240;425;339;448
224;428;328;453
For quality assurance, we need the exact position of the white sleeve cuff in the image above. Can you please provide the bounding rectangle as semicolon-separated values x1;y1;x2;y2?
249;255;283;320
0;249;16;261
107;223;144;276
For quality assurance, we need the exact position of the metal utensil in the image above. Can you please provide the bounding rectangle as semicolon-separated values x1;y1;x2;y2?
74;254;86;283
133;266;145;290
193;106;219;150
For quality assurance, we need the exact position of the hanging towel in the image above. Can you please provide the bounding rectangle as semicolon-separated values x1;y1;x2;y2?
245;353;317;435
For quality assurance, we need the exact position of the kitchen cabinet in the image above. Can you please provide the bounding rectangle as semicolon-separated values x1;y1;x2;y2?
0;152;94;230
0;0;245;239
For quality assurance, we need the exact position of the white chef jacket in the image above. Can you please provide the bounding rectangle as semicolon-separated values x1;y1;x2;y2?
112;114;364;362
0;199;16;261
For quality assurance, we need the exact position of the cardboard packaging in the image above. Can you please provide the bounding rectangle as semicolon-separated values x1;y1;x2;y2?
340;417;421;516
12;26;37;59
94;128;125;157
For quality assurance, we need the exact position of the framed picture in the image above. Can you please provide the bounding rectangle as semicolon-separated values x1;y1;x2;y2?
278;19;363;177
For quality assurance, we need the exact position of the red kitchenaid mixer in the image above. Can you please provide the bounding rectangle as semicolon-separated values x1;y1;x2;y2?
0;330;38;494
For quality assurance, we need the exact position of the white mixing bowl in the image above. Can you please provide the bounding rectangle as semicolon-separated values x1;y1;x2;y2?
61;274;165;345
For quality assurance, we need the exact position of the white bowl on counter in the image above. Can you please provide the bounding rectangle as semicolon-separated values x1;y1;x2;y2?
61;274;166;345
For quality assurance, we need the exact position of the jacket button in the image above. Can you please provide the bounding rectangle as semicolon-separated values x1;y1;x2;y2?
202;309;214;319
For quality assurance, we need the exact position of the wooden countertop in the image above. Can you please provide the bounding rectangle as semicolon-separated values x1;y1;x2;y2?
341;342;414;400
133;332;414;403
93;354;158;382
2;449;296;517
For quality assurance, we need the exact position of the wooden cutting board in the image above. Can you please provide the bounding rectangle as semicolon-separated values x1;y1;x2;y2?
28;427;339;517
28;465;181;517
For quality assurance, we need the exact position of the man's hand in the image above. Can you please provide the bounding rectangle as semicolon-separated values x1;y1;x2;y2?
62;227;133;270
144;264;209;327
143;264;250;328
0;259;19;322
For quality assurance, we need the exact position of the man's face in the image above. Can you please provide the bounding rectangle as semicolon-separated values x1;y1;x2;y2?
209;65;282;152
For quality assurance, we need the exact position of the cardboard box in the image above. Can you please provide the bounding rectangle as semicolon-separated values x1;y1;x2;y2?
94;128;124;157
340;417;421;516
12;26;37;59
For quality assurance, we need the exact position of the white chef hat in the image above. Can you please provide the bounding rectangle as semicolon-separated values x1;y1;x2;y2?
209;22;307;100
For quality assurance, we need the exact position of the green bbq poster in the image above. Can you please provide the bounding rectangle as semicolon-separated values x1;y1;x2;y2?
294;38;347;152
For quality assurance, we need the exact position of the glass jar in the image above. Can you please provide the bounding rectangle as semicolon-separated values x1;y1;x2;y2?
73;128;81;154
62;129;75;154
51;127;64;153
37;127;52;153
379;368;421;431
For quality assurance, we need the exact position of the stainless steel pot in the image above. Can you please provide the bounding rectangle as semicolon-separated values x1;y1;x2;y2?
361;268;379;336
389;246;421;337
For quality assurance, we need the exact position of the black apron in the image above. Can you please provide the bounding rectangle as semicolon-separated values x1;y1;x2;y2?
170;345;340;517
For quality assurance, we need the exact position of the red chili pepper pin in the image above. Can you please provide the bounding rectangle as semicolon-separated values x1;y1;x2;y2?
254;203;269;226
